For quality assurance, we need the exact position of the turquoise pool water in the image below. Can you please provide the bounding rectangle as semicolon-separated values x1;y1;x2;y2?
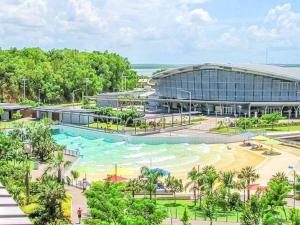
53;126;231;180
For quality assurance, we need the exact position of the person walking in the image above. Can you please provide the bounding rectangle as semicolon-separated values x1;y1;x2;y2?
77;207;82;224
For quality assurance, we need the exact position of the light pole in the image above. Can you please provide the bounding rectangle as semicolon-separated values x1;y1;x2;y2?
22;79;28;99
244;113;247;130
72;88;81;107
178;89;192;124
288;164;298;217
38;89;42;103
84;78;89;97
238;105;242;118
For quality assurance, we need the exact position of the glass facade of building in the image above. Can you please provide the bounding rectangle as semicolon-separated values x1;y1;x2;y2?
156;69;300;102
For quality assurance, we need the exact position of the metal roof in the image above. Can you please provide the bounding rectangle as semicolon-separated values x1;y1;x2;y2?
152;63;300;82
0;103;30;110
33;106;96;113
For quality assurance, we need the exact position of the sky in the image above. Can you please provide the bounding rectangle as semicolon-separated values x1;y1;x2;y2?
0;0;300;64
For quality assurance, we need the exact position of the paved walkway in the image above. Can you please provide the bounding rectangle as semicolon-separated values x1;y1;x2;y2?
65;186;88;225
255;148;300;185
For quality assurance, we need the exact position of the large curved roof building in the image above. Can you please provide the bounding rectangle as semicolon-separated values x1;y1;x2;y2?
152;64;300;117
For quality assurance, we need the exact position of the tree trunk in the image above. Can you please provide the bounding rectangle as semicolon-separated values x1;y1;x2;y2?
25;170;30;205
243;189;246;203
193;188;196;205
282;206;287;221
174;193;176;205
149;191;152;200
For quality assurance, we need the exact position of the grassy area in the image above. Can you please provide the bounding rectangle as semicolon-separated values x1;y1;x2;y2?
156;199;295;223
156;199;240;222
212;125;300;134
86;122;135;131
0;120;36;129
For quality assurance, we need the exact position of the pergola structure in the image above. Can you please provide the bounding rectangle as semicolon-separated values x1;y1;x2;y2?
132;111;200;135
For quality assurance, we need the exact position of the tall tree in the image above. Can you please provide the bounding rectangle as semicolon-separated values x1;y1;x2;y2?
45;151;72;183
238;166;259;201
165;175;183;204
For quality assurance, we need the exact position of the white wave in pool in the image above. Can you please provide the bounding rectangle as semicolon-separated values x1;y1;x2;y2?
128;146;142;151
96;164;104;167
136;155;176;164
124;153;146;159
119;163;132;166
114;141;126;145
124;148;168;159
182;143;190;146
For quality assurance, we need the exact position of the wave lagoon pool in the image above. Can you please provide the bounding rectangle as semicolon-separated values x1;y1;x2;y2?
53;126;262;181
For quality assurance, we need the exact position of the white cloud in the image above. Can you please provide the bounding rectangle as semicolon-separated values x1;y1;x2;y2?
176;8;215;26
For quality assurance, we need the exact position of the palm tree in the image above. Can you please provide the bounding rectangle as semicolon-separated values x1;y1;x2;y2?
271;172;288;183
127;178;143;197
165;175;183;205
37;176;66;224
238;166;259;201
140;166;163;200
71;170;80;185
219;170;236;215
185;167;200;205
45;151;72;183
202;165;219;195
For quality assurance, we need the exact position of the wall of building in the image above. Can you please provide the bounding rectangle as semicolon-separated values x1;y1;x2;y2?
156;69;300;102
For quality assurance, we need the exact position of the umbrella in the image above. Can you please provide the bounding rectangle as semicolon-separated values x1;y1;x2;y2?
241;132;256;139
263;139;281;145
251;135;269;141
104;175;127;183
150;168;170;176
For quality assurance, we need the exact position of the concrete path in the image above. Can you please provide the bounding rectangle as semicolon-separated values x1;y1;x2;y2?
255;149;300;186
65;185;88;225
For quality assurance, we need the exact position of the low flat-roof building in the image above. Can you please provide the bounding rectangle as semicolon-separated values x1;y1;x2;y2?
0;103;31;121
33;106;96;125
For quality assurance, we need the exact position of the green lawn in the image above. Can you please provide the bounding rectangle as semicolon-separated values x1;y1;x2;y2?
212;125;300;135
0;120;36;129
156;199;296;223
86;122;135;131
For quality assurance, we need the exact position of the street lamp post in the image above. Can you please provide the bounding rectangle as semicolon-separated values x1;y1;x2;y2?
244;113;247;130
22;79;28;99
38;89;42;103
288;164;297;219
84;78;89;97
72;88;81;107
178;89;192;124
238;105;242;118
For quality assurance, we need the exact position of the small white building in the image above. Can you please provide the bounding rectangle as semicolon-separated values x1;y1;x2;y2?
33;106;96;125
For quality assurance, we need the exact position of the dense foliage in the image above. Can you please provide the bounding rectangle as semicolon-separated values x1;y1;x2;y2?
0;120;70;224
85;182;167;225
84;106;141;125
0;48;138;102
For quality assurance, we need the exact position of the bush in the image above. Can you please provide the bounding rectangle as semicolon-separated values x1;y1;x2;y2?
62;193;72;222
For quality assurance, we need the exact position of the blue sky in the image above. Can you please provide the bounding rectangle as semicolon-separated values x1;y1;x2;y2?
0;0;300;64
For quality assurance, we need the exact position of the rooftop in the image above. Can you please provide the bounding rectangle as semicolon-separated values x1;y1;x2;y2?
152;63;300;82
0;103;30;110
